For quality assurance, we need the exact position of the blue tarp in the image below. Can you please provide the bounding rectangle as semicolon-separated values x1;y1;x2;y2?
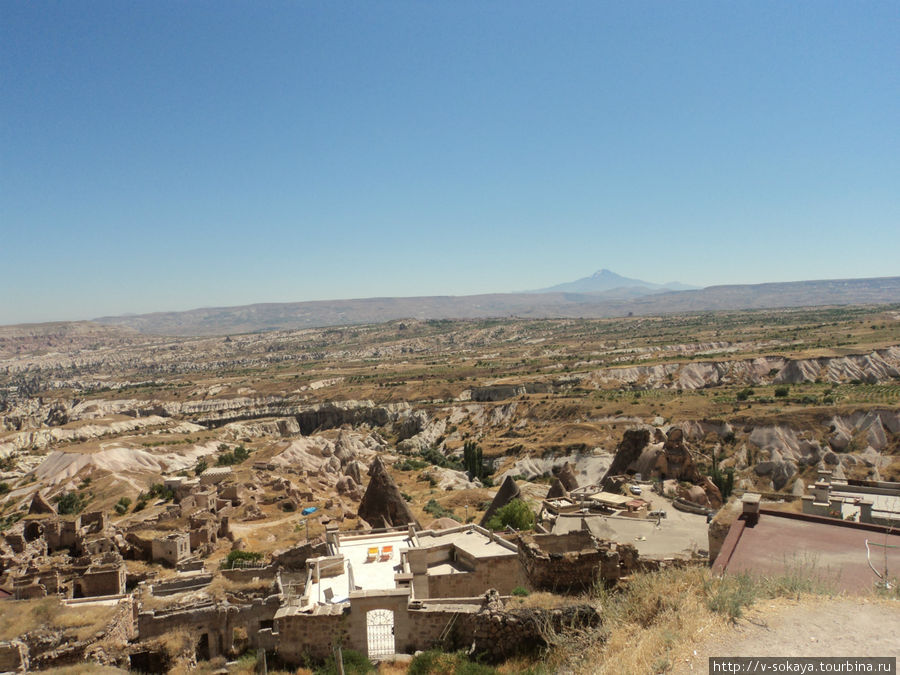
301;506;318;516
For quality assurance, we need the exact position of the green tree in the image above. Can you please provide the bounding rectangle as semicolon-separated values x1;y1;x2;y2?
485;499;535;531
54;491;87;515
195;458;208;476
708;450;735;500
463;440;487;481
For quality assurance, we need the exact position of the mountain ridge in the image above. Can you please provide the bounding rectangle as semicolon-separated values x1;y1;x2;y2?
87;275;900;336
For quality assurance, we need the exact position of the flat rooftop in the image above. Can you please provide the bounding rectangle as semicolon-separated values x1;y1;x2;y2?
418;527;516;559
305;531;411;605
551;491;709;558
722;512;900;594
830;489;900;519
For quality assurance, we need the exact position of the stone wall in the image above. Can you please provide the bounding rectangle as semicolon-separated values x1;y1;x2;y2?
138;594;280;658
150;574;213;596
221;565;279;582
0;641;28;672
27;597;134;671
427;554;526;598
78;564;125;597
459;599;600;662
275;607;350;662
273;592;599;666
517;531;639;592
271;539;328;571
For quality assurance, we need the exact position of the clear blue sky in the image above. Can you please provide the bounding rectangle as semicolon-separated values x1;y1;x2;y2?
2;1;898;325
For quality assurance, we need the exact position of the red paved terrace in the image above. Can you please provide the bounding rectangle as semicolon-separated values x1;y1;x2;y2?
713;509;900;594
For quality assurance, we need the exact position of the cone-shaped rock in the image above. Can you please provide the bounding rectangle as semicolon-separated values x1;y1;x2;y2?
357;457;420;529
546;478;568;500
29;491;56;515
601;428;651;489
344;460;365;486
557;462;579;491
479;475;521;527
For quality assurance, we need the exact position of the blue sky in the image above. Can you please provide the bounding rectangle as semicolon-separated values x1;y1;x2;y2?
2;1;898;325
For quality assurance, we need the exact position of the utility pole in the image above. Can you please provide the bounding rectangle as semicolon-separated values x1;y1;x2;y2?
335;645;345;675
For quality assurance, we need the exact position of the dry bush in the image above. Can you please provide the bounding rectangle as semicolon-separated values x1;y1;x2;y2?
513;591;592;611
159;628;195;659
541;563;844;675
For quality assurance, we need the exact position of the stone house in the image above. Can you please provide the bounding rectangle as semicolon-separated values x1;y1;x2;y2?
73;553;126;598
218;482;246;506
151;532;191;567
272;524;531;663
189;513;219;551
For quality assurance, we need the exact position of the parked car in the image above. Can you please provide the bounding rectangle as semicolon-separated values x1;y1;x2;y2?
629;485;642;495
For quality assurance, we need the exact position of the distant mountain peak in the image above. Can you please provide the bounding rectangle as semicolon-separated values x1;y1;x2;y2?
532;269;697;295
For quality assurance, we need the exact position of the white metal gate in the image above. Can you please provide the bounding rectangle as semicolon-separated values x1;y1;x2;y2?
366;609;395;658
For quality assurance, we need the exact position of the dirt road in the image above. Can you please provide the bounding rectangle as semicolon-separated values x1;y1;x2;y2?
673;597;900;673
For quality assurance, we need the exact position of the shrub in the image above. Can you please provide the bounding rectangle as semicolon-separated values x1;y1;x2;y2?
396;458;428;471
216;445;250;466
424;499;458;521
146;483;174;501
114;497;132;515
774;386;789;397
704;573;757;620
0;482;9;495
736;388;754;401
222;550;263;569
54;491;88;515
485;499;535;531
314;648;374;675
419;446;463;471
409;650;497;675
511;586;530;597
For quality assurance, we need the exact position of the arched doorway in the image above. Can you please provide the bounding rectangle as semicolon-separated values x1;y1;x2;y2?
366;609;395;658
196;633;210;661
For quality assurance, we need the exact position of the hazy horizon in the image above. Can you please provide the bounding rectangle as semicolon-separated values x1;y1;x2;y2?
3;2;898;325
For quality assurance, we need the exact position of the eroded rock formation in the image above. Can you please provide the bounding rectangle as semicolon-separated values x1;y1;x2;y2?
480;475;521;527
357;457;420;528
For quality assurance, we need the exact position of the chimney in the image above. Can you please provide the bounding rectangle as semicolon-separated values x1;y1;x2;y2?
741;493;761;525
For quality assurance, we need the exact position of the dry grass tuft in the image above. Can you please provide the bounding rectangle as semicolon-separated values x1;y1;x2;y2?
513;591;592;611
541;562;842;675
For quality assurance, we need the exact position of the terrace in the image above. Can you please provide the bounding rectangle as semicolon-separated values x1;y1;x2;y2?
303;531;412;605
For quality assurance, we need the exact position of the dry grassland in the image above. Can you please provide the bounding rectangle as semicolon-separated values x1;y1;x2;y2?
0;597;117;642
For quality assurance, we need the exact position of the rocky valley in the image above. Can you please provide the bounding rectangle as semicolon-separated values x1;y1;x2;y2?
0;304;898;673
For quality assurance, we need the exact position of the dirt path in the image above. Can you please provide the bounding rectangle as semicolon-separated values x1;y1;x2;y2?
228;512;307;537
673;597;900;674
